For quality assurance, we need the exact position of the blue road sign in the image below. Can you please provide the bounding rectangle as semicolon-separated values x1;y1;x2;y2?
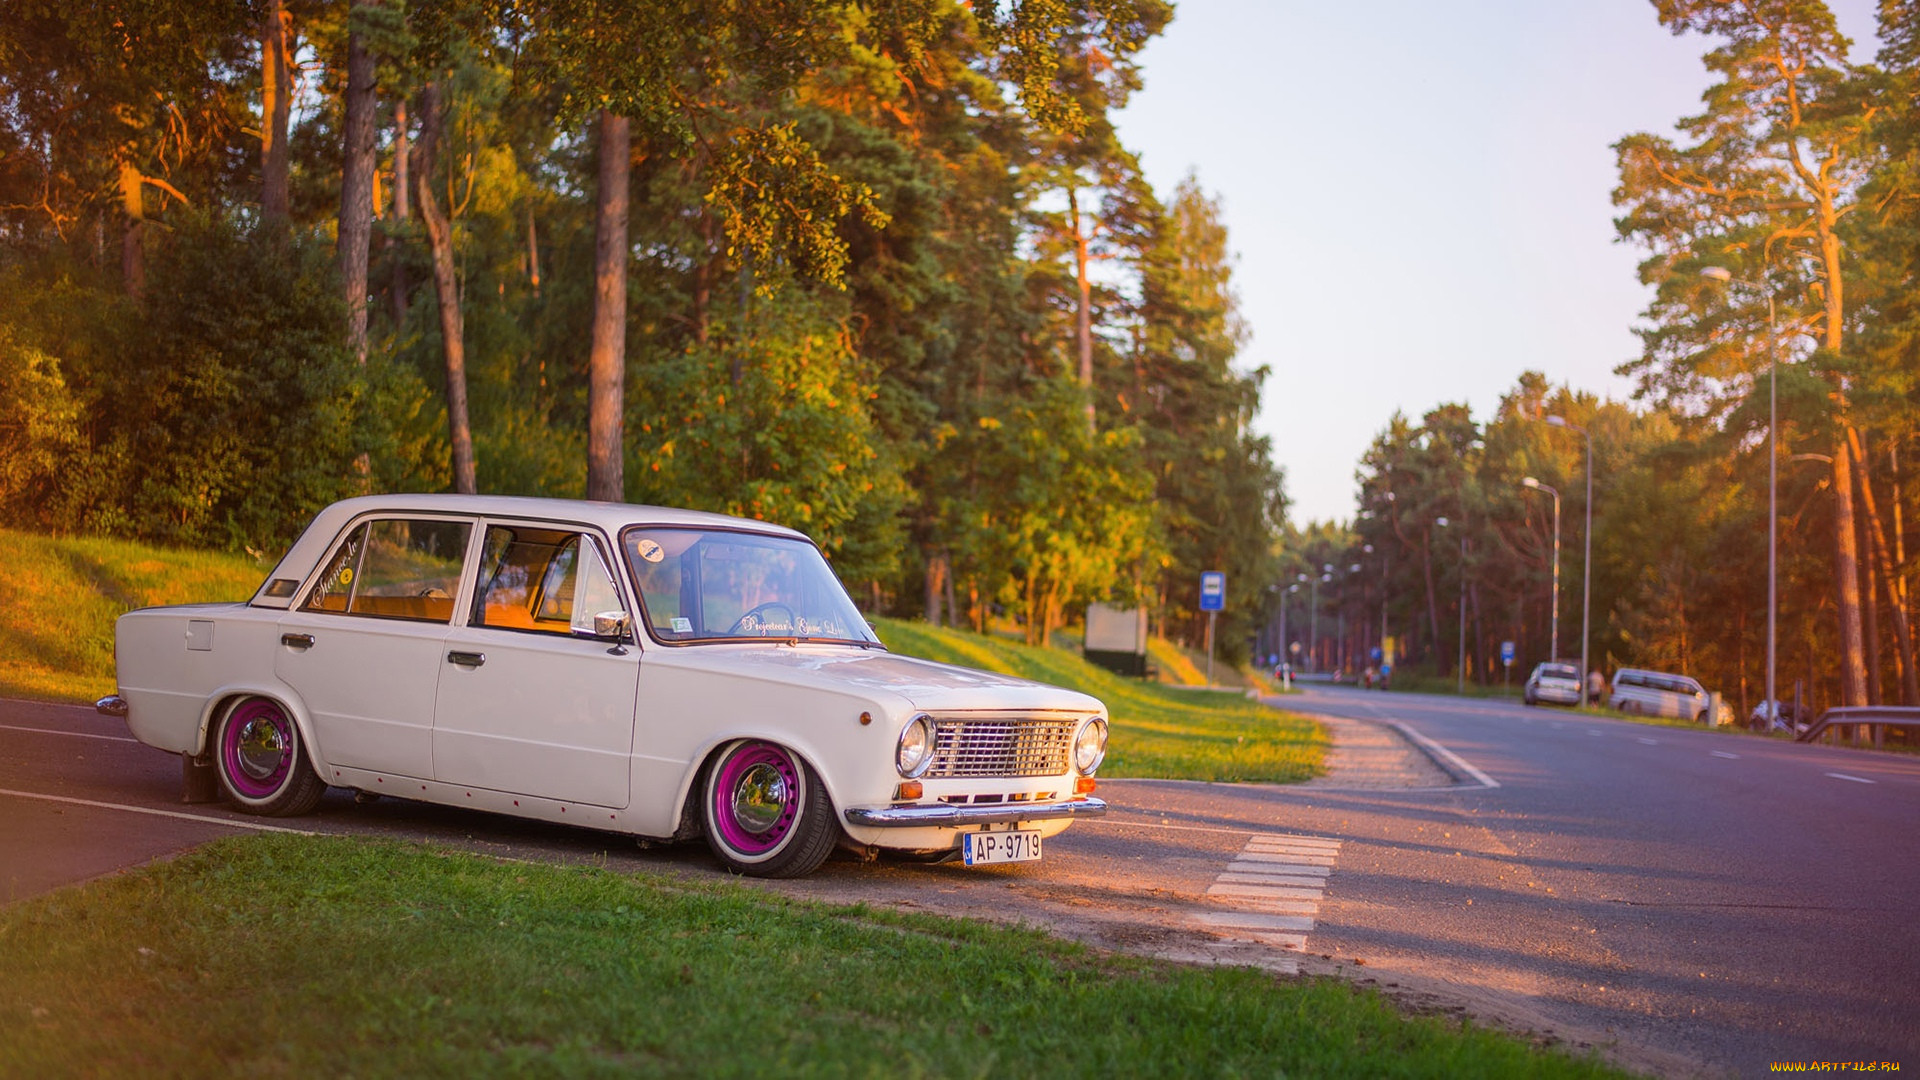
1500;640;1516;665
1199;571;1225;611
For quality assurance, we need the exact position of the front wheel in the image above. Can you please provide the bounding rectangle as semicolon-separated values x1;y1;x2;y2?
702;740;838;878
213;697;327;816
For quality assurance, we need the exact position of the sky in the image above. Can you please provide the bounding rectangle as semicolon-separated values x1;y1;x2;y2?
1113;0;1882;526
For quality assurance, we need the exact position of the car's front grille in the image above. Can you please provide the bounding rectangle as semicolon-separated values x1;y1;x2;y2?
927;718;1077;778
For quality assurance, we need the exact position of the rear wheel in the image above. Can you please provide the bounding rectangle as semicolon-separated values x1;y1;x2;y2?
213;697;326;816
1620;700;1641;716
701;740;838;878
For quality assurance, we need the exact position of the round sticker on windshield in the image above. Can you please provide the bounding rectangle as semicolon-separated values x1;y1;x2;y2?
339;567;354;585
637;539;664;563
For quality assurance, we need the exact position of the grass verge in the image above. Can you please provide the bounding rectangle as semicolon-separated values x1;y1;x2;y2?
0;834;1627;1079
0;529;263;703
873;617;1324;783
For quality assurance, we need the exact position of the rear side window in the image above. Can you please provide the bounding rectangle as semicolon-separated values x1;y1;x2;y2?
303;519;471;623
472;525;626;636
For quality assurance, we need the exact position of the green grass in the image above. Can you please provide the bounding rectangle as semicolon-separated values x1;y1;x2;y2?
873;617;1325;783
0;834;1628;1079
0;529;265;702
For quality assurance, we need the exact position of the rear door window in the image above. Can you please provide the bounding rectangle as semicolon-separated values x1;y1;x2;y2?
303;518;472;623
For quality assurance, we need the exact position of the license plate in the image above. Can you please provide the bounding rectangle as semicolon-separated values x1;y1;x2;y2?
962;829;1042;866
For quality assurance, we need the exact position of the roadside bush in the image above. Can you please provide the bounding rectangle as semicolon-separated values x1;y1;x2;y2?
0;324;81;527
0;214;385;550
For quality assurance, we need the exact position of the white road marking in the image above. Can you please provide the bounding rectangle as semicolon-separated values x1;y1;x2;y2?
1388;722;1501;788
1193;911;1315;932
1588;730;1605;737
1825;772;1876;785
1208;882;1326;900
1637;737;1659;745
0;723;139;743
1712;751;1741;759
1245;840;1340;852
1239;852;1336;866
1227;861;1331;876
1190;832;1343;956
1229;855;1333;872
1216;872;1327;887
0;787;315;834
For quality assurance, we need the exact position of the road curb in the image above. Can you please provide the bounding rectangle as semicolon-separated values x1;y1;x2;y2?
1267;701;1464;789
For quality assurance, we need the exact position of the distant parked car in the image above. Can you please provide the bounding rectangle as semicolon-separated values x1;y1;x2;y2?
1748;699;1809;733
98;494;1110;878
1609;667;1726;723
1523;661;1582;707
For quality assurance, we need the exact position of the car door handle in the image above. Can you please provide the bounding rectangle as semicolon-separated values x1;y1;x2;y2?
447;651;486;668
281;633;315;649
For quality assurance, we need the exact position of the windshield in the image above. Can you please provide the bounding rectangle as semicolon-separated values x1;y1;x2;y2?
1538;664;1578;679
621;527;879;646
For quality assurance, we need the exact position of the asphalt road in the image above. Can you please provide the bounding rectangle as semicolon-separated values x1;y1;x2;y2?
3;688;1916;1077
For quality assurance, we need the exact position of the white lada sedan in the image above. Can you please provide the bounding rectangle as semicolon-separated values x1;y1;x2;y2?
99;494;1109;877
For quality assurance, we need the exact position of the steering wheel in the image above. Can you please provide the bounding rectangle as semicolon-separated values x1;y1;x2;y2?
727;602;797;636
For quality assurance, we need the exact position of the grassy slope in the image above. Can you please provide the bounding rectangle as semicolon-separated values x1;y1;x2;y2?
873;617;1324;783
0;529;263;702
0;834;1627;1079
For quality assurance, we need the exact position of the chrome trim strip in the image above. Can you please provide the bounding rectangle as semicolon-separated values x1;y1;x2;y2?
843;796;1106;828
95;694;129;718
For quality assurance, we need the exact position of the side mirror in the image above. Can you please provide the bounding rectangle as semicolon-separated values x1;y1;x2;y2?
592;610;633;641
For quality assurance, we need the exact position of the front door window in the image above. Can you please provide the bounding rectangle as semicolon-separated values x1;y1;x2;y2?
471;526;627;636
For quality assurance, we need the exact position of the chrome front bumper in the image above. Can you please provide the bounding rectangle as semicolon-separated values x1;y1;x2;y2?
844;796;1107;829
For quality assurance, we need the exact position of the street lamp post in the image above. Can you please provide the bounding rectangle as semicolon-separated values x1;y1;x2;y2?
1318;567;1333;671
1522;477;1561;663
1300;572;1316;673
1281;583;1299;669
1345;563;1362;675
1546;415;1593;704
1703;265;1777;723
1436;517;1466;694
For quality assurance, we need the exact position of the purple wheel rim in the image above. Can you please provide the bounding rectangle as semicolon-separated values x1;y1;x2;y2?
710;741;802;857
222;700;294;799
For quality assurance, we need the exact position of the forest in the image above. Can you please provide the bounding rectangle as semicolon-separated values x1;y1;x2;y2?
0;0;1287;660
1286;2;1920;717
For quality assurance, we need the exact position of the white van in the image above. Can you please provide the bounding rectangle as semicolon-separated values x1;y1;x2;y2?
1608;667;1725;723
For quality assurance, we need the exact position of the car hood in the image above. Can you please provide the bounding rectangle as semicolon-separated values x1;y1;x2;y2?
649;644;1106;715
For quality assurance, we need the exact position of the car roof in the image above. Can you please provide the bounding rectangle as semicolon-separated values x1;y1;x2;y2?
250;494;810;609
1614;666;1699;684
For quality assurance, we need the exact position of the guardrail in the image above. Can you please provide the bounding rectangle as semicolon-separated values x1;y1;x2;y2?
1797;706;1920;746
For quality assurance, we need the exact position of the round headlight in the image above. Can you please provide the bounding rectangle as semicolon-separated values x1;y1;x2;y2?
1074;716;1109;775
896;714;934;778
